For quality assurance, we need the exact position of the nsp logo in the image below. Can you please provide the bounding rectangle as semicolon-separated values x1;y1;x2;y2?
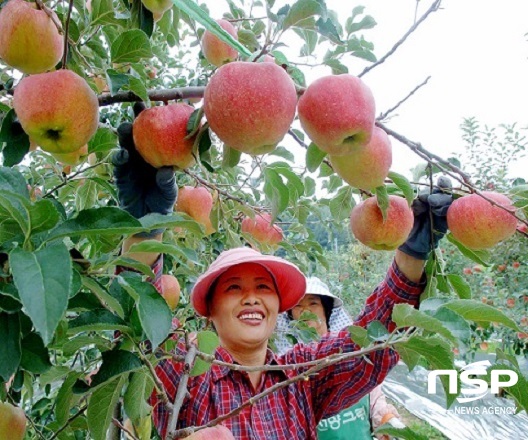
427;360;518;403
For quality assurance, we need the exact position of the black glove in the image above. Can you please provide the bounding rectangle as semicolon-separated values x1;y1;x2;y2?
112;104;177;237
398;176;453;260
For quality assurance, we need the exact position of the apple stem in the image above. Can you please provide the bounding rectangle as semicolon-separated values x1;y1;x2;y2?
35;0;64;35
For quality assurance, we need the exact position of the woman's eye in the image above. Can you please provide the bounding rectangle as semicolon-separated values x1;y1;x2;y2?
226;284;240;291
257;284;271;290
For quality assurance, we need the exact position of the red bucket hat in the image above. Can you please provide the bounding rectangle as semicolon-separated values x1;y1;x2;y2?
191;247;306;317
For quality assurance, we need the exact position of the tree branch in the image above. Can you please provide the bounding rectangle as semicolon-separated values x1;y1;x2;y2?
35;0;64;35
378;76;431;120
61;0;75;69
358;0;442;78
98;87;206;106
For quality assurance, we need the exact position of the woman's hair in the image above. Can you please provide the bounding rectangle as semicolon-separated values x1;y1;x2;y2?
287;294;334;328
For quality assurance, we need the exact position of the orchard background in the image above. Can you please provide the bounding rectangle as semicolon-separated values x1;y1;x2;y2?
0;0;527;439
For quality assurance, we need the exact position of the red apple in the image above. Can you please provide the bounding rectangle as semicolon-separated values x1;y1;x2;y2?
517;223;528;234
132;103;197;169
13;70;99;154
175;186;215;235
204;61;297;155
512;261;521;269
473;265;483;273
159;274;181;311
349;196;414;250
186;425;235;439
0;402;27;440
241;213;283;245
201;19;238;67
463;267;473;275
329;126;392;190
447;192;518;249
497;264;506;272
298;74;375;155
506;298;516;308
479;342;489;351
0;0;63;74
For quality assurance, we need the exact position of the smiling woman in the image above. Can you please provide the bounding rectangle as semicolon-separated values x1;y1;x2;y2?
149;246;429;439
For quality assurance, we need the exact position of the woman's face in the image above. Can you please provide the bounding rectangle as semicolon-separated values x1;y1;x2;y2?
209;263;280;352
291;294;328;336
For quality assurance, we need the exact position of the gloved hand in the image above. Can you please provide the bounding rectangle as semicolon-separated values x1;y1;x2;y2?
112;104;177;237
398;176;453;260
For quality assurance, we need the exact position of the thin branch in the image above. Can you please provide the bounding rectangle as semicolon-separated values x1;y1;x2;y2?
133;340;171;407
166;344;197;438
48;406;87;440
35;0;64;34
43;163;101;198
113;418;140;440
227;16;267;22
61;0;75;69
378;76;431;120
98;87;206;106
358;0;442;78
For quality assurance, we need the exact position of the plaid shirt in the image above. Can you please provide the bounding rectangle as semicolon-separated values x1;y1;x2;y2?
150;260;424;439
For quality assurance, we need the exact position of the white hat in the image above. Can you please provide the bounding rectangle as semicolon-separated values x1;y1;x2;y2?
305;277;343;308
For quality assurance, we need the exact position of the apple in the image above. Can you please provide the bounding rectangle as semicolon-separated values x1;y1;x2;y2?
159;274;181;311
140;0;172;21
93;75;107;94
0;402;27;440
473;265;483;273
298;74;375;155
447;192;518;250
175;186;215;235
0;0;63;74
518;332;528;340
479;342;489;351
51;144;89;166
463;267;473;275
186;425;235;439
512;261;521;269
241;213;283;245
132;103;197;169
146;65;157;79
201;19;238;67
497;264;506;272
204;61;297;155
517;223;528;234
349;195;414;250
13;69;99;154
506;298;516;308
481;296;487;304
520;316;528;326
329;126;392;190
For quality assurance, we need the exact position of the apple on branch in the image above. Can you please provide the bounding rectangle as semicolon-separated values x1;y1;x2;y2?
0;402;27;440
132;103;197;169
159;274;181;311
447;191;517;249
201;19;239;67
204;61;297;155
0;0;63;74
13;70;99;154
175;186;216;235
241;213;283;246
329;126;392;191
51;144;89;166
141;0;172;21
350;196;414;250
298;74;376;155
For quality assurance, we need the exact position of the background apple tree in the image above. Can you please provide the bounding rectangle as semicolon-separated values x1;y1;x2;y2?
0;0;527;439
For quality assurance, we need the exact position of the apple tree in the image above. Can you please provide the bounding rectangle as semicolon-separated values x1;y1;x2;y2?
0;0;527;439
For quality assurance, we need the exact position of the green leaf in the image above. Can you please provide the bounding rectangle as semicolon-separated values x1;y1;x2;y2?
446;233;491;266
61;335;112;356
20;333;52;374
124;369;154;422
0;167;29;197
375;186;389;222
323;58;348;74
91;0;127;26
237;29;260;52
347;15;376;34
431;307;471;343
347;325;369;347
316;17;342;44
392;304;457;344
446;274;471;299
87;376;127;440
283;0;322;29
388;171;414;206
111;256;155;279
0;312;21;381
190;331;219;376
268;146;295;163
306;142;327;172
171;0;252;57
119;273;172;348
10;242;72;345
395;336;456;406
375;425;428;440
366;321;389;342
263;168;289;218
111;30;153;64
29;199;60;234
56;372;82;425
441;300;521;332
329;186;354;222
81;277;125;319
68;309;131;334
139;213;204;236
0;109;30;166
46;207;142;242
222;144;242;168
89;350;142;390
0;192;30;238
128;77;150;103
105;69;129;95
491;364;528;413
